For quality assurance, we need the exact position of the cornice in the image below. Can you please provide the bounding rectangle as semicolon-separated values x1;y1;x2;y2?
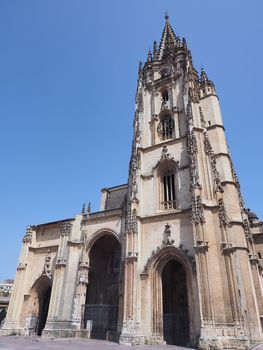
29;245;58;252
82;208;123;222
141;136;187;154
137;208;191;222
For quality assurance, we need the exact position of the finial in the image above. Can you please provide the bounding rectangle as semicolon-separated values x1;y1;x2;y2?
153;41;158;60
165;11;169;22
81;203;85;215
147;50;152;62
87;202;91;217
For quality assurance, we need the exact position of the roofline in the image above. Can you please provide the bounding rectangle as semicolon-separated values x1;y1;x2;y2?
35;218;74;228
101;183;128;192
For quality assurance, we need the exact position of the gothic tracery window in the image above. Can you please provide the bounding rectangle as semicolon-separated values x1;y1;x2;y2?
157;115;174;140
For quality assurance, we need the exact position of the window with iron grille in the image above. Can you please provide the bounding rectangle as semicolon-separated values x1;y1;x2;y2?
161;169;176;210
157;115;174;140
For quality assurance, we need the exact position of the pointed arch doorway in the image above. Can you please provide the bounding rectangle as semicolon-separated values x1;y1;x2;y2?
84;234;121;340
30;275;52;336
36;285;51;335
162;259;189;346
151;248;194;347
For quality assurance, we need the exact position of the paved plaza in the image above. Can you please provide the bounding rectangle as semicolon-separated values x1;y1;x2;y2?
0;336;193;350
0;337;263;350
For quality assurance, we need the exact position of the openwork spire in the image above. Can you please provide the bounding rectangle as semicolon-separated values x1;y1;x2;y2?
158;14;177;60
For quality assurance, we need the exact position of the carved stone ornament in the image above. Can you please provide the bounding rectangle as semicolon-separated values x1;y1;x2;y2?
243;219;254;243
183;78;188;96
135;122;141;144
188;86;199;104
126;208;138;235
78;271;88;285
138;90;144;112
131;177;138;202
138;62;143;81
162;223;174;245
203;132;223;193
142;239;195;274
199;106;206;128
229;156;245;210
161;99;170;111
161;145;174;161
80;228;88;244
187;131;201;190
129;145;140;203
203;131;213;155
60;221;72;237
129;142;141;174
43;255;52;278
133;109;141;143
23;225;34;243
191;196;205;225
186;102;193;126
128;110;141;203
194;240;209;252
218;198;229;227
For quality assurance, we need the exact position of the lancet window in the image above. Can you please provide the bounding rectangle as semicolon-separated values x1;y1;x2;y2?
162;90;169;102
161;168;176;210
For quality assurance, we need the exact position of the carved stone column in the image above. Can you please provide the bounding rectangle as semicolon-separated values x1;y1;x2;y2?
72;263;89;330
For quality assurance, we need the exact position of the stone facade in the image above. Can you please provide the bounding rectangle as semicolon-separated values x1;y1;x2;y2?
2;16;263;349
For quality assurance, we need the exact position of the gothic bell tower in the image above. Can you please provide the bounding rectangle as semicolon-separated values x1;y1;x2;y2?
120;15;263;348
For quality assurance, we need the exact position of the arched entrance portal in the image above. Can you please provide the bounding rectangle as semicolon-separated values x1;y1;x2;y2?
36;285;51;336
162;259;189;346
30;275;52;336
84;234;121;339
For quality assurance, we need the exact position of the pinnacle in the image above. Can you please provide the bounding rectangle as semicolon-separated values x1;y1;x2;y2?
158;15;177;60
200;67;209;83
147;50;153;62
153;41;158;60
138;61;142;77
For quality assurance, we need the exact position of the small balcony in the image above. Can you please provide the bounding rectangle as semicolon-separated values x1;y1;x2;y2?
162;200;176;210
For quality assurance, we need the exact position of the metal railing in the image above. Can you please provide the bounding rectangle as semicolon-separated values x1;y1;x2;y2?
161;200;176;210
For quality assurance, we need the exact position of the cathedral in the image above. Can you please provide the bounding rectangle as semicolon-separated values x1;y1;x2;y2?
2;16;263;349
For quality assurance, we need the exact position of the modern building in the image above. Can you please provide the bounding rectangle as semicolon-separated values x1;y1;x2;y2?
2;16;263;349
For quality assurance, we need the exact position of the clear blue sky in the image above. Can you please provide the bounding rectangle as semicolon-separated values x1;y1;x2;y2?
0;1;263;281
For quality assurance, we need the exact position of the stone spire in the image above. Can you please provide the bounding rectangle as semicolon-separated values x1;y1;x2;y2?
158;13;177;60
